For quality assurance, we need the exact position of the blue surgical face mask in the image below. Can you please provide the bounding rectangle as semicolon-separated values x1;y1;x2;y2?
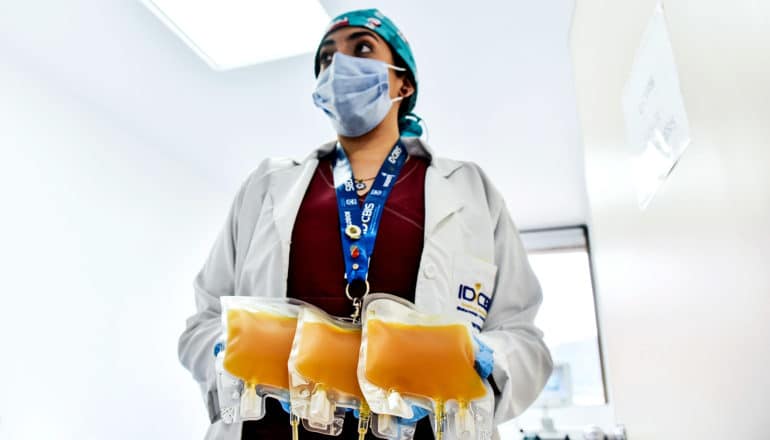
313;52;405;137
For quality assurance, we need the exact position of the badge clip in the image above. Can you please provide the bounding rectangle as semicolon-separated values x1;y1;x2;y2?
345;224;362;240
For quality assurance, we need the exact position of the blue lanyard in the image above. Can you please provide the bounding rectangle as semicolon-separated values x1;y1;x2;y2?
332;141;409;320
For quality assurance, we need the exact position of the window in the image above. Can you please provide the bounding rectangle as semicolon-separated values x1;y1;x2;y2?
499;226;611;436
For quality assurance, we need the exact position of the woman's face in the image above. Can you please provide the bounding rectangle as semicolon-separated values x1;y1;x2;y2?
317;26;413;102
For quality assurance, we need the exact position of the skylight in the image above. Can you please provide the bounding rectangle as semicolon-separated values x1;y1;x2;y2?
142;0;329;70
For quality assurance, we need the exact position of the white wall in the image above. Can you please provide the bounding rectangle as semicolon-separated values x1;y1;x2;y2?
572;1;770;438
0;58;229;439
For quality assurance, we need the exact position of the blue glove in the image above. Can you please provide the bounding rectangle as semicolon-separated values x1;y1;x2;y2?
213;341;225;357
279;400;291;414
473;336;494;379
398;405;430;424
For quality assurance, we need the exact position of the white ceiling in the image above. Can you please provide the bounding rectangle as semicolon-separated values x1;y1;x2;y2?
140;0;330;69
0;0;587;230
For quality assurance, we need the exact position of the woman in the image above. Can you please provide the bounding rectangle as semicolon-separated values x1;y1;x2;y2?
178;9;552;440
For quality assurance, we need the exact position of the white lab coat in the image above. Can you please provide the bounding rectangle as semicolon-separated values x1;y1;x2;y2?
178;137;553;440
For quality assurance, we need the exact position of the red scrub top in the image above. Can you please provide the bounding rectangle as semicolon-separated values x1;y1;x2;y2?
287;152;428;314
241;151;435;439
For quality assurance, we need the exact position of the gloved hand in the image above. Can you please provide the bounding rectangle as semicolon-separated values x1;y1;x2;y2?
473;335;494;379
279;399;291;414
213;341;225;357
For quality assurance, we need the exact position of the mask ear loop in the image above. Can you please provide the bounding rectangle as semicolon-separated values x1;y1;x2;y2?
390;63;426;139
388;62;408;104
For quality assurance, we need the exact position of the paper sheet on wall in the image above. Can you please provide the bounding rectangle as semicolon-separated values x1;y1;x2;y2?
622;1;691;210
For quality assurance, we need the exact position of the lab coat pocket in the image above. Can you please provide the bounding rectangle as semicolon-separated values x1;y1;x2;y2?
451;253;497;333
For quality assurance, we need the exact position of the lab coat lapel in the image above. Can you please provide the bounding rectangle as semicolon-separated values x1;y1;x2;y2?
424;163;464;237
270;141;337;245
271;159;318;245
415;156;465;312
399;137;465;236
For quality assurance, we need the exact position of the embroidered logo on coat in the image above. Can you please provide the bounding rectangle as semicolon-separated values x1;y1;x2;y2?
456;283;492;331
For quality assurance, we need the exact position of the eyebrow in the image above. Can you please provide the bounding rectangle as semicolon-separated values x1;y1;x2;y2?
320;30;381;48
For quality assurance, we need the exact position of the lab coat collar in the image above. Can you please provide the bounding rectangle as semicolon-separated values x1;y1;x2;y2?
273;137;464;244
301;137;463;178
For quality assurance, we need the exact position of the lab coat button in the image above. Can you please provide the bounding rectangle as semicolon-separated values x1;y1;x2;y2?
423;264;437;279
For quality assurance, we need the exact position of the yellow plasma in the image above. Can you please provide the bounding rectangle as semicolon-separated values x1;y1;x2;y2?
223;309;297;389
294;321;363;399
364;320;487;402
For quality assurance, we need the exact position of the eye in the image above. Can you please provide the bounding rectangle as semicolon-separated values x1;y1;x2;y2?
355;42;373;56
319;51;334;67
